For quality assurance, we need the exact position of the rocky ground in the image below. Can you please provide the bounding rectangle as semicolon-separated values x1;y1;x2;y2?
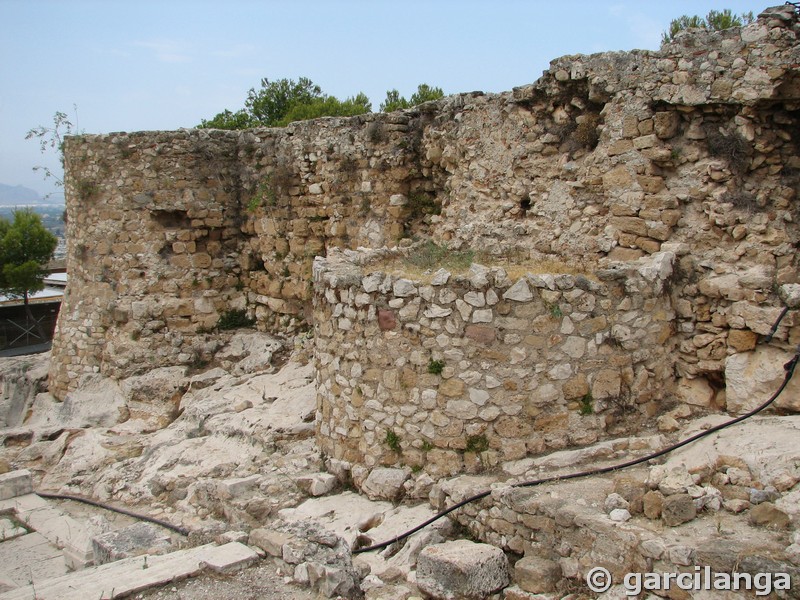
0;332;798;599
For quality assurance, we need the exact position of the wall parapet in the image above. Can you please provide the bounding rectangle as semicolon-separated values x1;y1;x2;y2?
312;247;678;489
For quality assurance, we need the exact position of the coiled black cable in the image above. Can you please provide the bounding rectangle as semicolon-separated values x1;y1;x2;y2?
354;323;799;554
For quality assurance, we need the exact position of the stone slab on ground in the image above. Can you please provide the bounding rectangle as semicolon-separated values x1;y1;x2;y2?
0;518;26;542
92;521;173;564
0;542;259;600
0;532;68;588
0;493;93;569
0;471;31;501
416;539;510;600
277;491;392;548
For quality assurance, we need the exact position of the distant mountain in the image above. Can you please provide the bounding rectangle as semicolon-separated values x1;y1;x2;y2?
0;183;58;206
0;183;41;205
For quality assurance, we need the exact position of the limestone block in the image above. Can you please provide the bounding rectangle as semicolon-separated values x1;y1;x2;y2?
463;291;486;307
0;470;32;500
431;269;451;286
248;528;293;557
661;494;696;526
727;329;757;352
295;473;337;497
425;305;453;319
643;490;664;519
439;378;465;397
674;376;714;408
514;556;561;594
416;540;510;599
725;347;800;414
393;279;416;297
749;502;790;529
779;283;800;309
654;111;681;139
472;309;493;323
361;467;410;500
92;522;173;565
658;466;694;496
503;279;533;303
591;369;621;400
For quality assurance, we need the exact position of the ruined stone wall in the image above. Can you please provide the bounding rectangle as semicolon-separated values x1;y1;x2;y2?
313;248;676;483
52;5;800;416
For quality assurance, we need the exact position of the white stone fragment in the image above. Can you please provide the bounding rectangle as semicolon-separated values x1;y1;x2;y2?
503;279;533;302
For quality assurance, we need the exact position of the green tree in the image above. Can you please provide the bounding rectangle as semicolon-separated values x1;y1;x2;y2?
277;92;372;126
198;77;371;129
198;108;253;130
662;9;755;43
0;209;58;312
380;83;445;112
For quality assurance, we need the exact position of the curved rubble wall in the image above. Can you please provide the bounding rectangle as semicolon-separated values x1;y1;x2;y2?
313;248;677;483
51;6;800;410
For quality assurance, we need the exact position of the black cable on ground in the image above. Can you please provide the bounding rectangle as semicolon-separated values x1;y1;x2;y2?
354;324;799;554
35;490;190;536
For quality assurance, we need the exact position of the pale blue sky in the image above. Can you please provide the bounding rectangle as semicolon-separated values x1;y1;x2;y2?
0;0;770;198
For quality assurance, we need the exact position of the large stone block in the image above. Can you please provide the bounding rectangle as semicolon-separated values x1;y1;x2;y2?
725;347;800;414
0;469;32;500
514;556;561;593
417;540;510;599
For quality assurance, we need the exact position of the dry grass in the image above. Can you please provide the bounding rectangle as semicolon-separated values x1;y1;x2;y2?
369;242;592;282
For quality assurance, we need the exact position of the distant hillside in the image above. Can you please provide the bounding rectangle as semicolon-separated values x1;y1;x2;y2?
0;183;59;206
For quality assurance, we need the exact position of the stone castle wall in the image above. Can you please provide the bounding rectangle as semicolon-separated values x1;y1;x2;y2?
313;248;676;484
52;3;800;469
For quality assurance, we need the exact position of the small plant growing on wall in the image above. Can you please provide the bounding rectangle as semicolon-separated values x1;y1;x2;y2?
465;434;489;454
578;392;594;416
248;176;276;212
76;179;98;200
385;430;401;453
544;301;563;319
427;359;445;375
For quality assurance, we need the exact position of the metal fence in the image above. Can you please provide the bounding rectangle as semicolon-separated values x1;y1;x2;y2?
0;302;60;353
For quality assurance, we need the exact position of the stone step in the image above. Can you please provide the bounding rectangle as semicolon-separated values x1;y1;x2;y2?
0;493;93;569
0;541;259;600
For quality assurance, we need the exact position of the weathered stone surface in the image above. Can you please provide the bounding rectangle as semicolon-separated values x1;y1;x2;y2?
361;468;410;501
503;279;533;303
674;376;715;408
378;309;397;331
248;528;292;557
92;522;173;565
726;347;800;414
661;494;697;526
514;556;560;594
416;540;510;600
464;325;496;345
749;502;790;529
642;490;664;519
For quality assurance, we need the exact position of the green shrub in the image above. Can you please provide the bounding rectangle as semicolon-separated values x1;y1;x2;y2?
465;434;489;453
385;430;401;453
407;192;441;218
427;359;445;375
217;309;255;330
578;392;594;416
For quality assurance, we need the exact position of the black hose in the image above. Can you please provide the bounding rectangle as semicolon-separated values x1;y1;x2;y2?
354;341;799;554
764;306;790;343
35;491;190;536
